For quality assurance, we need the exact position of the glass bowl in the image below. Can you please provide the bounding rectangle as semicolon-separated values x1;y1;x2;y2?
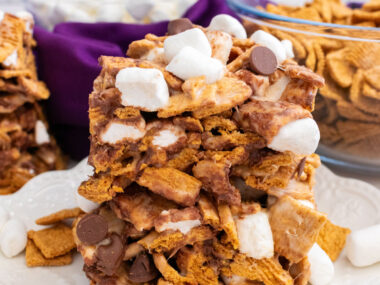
228;0;380;173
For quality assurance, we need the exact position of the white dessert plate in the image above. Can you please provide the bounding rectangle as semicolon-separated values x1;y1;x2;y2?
0;160;379;285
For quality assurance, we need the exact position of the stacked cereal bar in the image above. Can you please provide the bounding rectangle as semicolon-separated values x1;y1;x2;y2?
0;12;64;194
74;15;350;285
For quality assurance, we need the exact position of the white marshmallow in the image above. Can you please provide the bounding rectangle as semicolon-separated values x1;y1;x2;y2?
3;50;18;67
56;2;95;23
308;243;335;285
152;129;179;147
96;4;125;22
0;10;4;23
164;28;212;62
206;30;233;64
250;30;287;64
75;190;98;213
166;46;225;84
35;120;50;145
125;0;154;21
298;200;315;209
101;122;145;144
0;206;9;232
208;14;247;39
268;118;320;155
143;47;165;64
158;219;201;234
115;67;169;111
235;211;274;259
16;11;34;34
0;218;27;258
281;39;295;59
271;0;313;7
346;224;380;267
222;275;247;285
264;75;290;101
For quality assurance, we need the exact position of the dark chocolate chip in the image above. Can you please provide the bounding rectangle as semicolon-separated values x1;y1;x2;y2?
97;234;124;276
128;253;158;283
77;214;108;245
167;18;193;35
297;157;307;178
249;46;278;76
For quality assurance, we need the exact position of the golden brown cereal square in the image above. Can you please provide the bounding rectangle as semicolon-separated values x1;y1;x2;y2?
36;208;83;225
28;223;76;259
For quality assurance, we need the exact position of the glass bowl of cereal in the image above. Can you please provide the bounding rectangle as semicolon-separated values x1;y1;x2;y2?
228;0;380;173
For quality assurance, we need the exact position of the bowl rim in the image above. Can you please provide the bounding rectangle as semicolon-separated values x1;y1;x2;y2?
227;0;380;31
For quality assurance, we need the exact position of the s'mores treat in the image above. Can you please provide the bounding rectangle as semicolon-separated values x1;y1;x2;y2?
0;12;64;194
74;15;347;285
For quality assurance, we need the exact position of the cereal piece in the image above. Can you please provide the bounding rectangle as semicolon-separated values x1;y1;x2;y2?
197;194;220;229
317;219;351;262
319;69;346;101
28;223;75;259
18;77;50;100
284;64;325;88
318;122;342;145
326;48;355;88
352;10;380;24
303;39;316;71
222;254;293;285
173;116;203;132
218;203;239;249
166;148;200;171
314;42;325;75
336;120;380;144
269;196;327;263
206;30;233;65
289;257;311;285
153;253;197;285
363;0;380;11
330;1;352;20
314;0;332;22
154;207;201;234
137;167;202;206
291;7;322;22
336;100;380;123
25;239;73;267
363;82;380;100
78;173;127;203
177;244;219;285
36;207;83;225
227;46;253;72
202;116;237;132
346;43;380;70
364;66;380;90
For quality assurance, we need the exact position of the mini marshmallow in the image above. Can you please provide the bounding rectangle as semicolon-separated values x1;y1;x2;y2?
250;30;287;64
281;40;295;59
35;120;50;145
308;243;335;285
166;46;225;84
0;206;9;232
115;67;169;111
125;0;154;21
76;190;98;213
152;129;180;147
3;50;18;67
208;14;247;39
268;118;320;155
235;211;274;259
158;219;201;234
346;224;380;267
0;218;27;258
0;10;4;23
101;122;145;144
163;28;212;62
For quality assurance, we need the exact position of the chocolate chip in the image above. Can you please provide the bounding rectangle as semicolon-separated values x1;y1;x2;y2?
167;18;193;35
77;214;108;245
249;46;278;75
297;157;307;178
97;234;124;276
128;253;158;283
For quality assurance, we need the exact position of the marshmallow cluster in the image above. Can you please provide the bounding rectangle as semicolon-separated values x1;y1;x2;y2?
0;206;27;258
28;0;197;30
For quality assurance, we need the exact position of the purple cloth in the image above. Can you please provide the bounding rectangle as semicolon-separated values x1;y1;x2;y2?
34;0;237;160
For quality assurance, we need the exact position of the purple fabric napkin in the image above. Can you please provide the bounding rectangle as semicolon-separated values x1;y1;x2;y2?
34;0;237;160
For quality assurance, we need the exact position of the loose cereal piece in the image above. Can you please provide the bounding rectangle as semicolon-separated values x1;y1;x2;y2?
363;0;380;11
352;10;380;24
364;66;380;90
28;223;75;259
336;100;380;123
269;196;327;263
222;254;293;285
317;219;351;262
25;239;73;267
35;208;83;225
326;48;355;88
153;253;197;285
363;81;380;100
319;69;347;101
336;120;380;144
137;167;202;207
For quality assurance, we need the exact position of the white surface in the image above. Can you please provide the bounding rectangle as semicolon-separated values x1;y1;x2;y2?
0;162;379;284
208;14;247;39
166;46;225;84
164;28;212;62
308;243;335;285
268;118;320;155
346;224;380;267
116;67;169;111
235;211;274;259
